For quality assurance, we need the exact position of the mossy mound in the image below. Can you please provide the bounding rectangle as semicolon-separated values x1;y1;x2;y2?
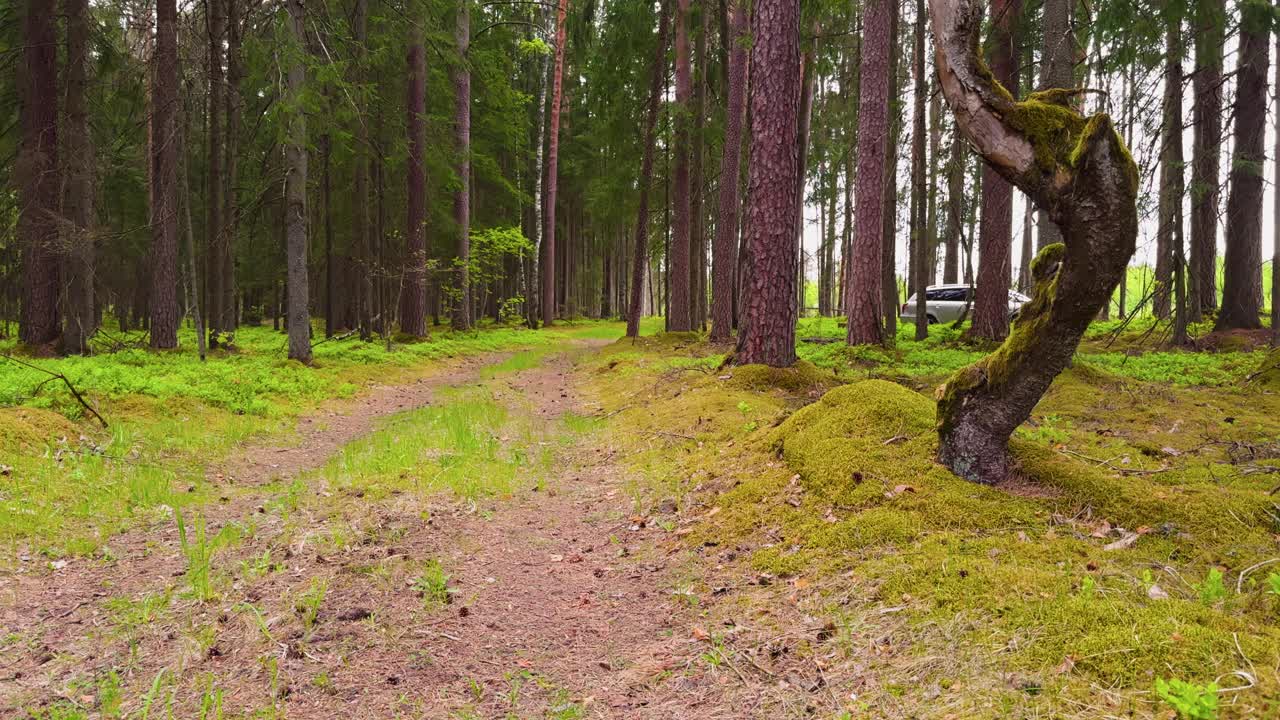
1254;348;1280;390
0;407;78;453
726;360;834;394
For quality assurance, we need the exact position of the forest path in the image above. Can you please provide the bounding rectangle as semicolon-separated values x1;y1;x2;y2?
3;341;750;719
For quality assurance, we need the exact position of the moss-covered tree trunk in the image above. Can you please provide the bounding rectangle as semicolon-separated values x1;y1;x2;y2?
929;0;1138;483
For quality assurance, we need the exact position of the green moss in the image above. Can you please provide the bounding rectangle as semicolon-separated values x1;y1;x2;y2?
727;360;834;394
1005;99;1088;174
1254;348;1280;390
0;407;78;453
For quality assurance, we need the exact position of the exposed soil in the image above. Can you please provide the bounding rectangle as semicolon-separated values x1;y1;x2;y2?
1;344;771;719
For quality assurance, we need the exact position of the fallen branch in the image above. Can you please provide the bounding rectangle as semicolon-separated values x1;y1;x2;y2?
1;354;108;428
1057;448;1165;476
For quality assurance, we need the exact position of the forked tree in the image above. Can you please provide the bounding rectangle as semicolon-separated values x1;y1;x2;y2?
928;0;1138;483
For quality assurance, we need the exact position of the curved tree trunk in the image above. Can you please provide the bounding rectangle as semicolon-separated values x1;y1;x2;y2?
402;22;428;337
150;0;180;349
732;0;800;366
845;0;893;346
626;0;671;338
709;0;748;342
18;0;60;347
285;0;311;363
930;0;1138;483
1217;3;1269;331
63;0;95;355
543;0;569;326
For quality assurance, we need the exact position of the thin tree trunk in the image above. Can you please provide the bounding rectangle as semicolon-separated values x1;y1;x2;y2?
453;0;473;330
691;5;709;329
206;0;225;334
795;30;816;321
221;0;242;333
1274;29;1280;348
543;0;569;326
971;0;1019;342
150;0;180;348
1191;0;1224;319
911;0;928;341
710;0;748;342
62;0;95;354
1037;0;1072;250
285;0;311;362
668;0;694;331
943;127;963;284
733;0;800;366
1168;16;1189;345
178;76;206;360
880;5;902;340
354;0;373;339
402;21;428;337
627;0;671;338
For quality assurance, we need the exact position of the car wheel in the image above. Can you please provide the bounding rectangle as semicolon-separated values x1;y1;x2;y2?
927;314;938;325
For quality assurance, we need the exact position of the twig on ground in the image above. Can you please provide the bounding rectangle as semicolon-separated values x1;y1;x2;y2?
1;354;108;428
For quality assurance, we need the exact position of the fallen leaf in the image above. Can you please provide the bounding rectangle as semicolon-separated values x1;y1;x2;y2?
1054;656;1076;675
549;554;564;562
1147;584;1169;600
692;627;710;641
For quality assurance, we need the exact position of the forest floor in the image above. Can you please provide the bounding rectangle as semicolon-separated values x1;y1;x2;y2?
3;319;1280;719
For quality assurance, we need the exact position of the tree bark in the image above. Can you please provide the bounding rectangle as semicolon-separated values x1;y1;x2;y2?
1155;16;1183;322
285;0;311;362
543;0;569;326
62;0;95;354
1167;16;1189;346
942;127;963;284
911;0;928;341
1217;3;1269;330
971;0;1020;342
453;0;473;330
402;21;428;337
880;6;901;339
930;0;1138;483
626;0;671;338
1191;0;1224;319
354;0;373;339
845;0;893;345
18;0;60;347
206;0;226;334
668;0;694;331
691;5;709;329
1036;0;1072;251
732;0;800;366
1274;29;1280;349
150;0;180;349
710;0;748;342
221;0;243;333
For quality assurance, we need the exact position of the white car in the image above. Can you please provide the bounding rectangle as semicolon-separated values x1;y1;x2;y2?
900;284;1030;324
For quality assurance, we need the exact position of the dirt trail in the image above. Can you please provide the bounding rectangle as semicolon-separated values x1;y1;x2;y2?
2;343;753;719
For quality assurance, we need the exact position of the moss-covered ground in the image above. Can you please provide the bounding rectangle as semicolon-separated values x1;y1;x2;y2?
584;323;1280;719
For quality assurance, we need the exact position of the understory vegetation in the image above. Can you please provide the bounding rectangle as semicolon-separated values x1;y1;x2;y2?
584;323;1280;718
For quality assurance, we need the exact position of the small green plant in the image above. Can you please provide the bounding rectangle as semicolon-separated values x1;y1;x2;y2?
413;559;451;609
1155;677;1218;720
736;401;752;415
1198;568;1227;605
174;510;239;602
1265;571;1280;596
295;578;327;638
1078;575;1097;598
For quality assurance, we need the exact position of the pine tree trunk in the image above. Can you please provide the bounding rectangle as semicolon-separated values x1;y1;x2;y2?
930;0;1138;483
206;0;225;335
668;0;694;331
626;0;671;338
1168;18;1189;345
845;0;892;345
453;0;473;330
1191;0;1225;320
880;6;902;340
543;0;569;326
733;0;800;366
927;80;942;285
285;0;311;362
795;33;816;321
1155;21;1182;322
62;0;95;354
18;0;60;347
402;22;428;337
354;0;374;339
1217;3;1268;330
221;0;243;333
710;0;747;342
910;0;928;341
150;0;180;349
971;0;1019;342
1274;30;1280;349
942;128;963;284
691;6;709;330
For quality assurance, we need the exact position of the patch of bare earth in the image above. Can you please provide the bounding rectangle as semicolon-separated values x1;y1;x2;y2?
1;344;783;719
